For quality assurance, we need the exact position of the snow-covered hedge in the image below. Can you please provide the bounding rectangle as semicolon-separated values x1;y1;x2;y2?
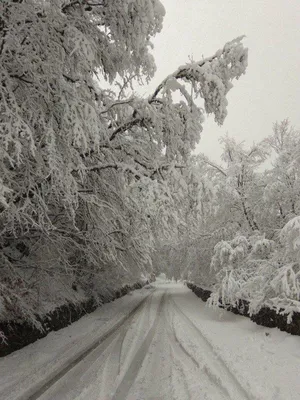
208;220;300;322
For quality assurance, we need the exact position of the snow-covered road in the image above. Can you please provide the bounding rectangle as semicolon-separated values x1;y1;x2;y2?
1;281;300;400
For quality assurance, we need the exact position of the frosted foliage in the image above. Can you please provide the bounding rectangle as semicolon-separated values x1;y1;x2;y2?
161;120;300;323
188;37;247;125
100;0;165;80
208;228;300;320
146;38;248;162
0;0;166;323
0;1;249;324
209;234;274;309
280;216;300;261
0;0;247;324
245;263;300;322
271;265;300;300
252;238;274;258
210;241;233;272
210;235;249;272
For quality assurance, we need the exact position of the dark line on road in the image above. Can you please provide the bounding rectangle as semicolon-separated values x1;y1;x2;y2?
19;293;152;400
112;291;166;400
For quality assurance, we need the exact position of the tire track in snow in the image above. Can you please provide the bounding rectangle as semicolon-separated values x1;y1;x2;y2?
164;295;200;369
111;291;166;400
169;344;192;400
164;295;230;400
169;297;256;400
19;290;154;400
98;331;127;399
99;291;155;398
118;288;153;375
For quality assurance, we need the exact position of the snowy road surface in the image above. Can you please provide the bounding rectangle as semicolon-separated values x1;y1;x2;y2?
1;282;300;400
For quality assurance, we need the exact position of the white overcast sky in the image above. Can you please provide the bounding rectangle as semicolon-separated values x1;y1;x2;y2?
143;0;300;161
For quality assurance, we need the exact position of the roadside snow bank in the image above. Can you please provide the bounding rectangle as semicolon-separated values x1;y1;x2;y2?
0;281;147;357
187;281;300;336
0;286;152;400
173;284;300;400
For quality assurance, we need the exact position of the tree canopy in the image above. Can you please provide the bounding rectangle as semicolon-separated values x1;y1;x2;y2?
0;0;248;326
156;119;300;322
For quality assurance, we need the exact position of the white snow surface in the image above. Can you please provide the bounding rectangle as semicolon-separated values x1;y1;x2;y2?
0;281;300;400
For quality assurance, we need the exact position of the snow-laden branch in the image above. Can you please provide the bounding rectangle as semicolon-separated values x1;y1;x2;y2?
109;37;248;143
151;36;248;124
200;156;227;177
0;0;251;327
109;117;146;141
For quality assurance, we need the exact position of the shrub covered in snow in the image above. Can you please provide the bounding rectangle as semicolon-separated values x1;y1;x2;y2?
208;224;300;322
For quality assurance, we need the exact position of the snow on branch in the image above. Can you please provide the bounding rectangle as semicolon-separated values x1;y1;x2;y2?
151;36;248;124
0;1;250;327
108;36;248;169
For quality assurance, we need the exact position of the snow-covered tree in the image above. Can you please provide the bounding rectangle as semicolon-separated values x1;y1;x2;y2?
0;1;248;325
180;121;300;322
156;117;300;326
262;120;300;225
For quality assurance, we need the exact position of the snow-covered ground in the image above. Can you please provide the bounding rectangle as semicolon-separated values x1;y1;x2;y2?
1;281;300;400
